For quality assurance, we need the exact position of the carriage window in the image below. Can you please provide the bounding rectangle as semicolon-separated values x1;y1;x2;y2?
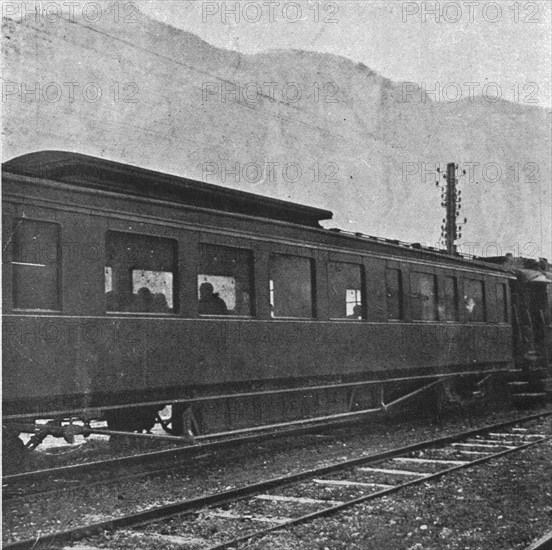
105;231;176;313
444;276;459;321
198;244;254;316
411;272;437;321
385;268;402;320
328;262;364;319
496;282;508;323
12;219;61;310
464;279;486;322
270;254;314;318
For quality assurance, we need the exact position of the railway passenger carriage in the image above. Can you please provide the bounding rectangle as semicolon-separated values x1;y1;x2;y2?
1;151;546;448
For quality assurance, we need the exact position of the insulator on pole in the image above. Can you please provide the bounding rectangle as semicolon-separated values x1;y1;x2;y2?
436;161;467;254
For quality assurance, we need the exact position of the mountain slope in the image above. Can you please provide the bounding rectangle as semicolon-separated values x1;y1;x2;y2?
3;3;550;256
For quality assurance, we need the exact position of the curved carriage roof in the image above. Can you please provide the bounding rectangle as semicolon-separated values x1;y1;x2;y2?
3;151;534;275
3;150;333;228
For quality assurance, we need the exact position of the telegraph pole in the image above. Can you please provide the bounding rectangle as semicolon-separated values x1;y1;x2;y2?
437;162;467;254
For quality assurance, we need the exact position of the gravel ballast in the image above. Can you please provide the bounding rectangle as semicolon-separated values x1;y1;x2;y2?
240;423;552;550
3;406;551;548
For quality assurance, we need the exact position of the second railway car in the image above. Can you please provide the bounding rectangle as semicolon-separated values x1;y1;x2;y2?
1;151;536;448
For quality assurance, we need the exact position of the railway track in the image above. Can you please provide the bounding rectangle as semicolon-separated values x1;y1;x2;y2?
525;530;552;550
3;405;400;498
3;411;551;550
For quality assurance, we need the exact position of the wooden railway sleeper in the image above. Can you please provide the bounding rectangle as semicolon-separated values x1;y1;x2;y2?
5;412;550;550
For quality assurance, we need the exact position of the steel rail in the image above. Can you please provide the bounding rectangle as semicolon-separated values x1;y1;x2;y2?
3;378;447;489
3;404;391;487
3;411;550;550
525;530;552;550
1;399;403;502
208;436;551;549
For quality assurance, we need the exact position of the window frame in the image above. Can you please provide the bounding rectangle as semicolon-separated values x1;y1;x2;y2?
269;251;316;319
443;274;460;322
385;265;403;321
463;277;487;323
104;230;178;315
327;260;365;321
410;270;439;322
11;217;62;312
197;242;256;318
496;281;509;324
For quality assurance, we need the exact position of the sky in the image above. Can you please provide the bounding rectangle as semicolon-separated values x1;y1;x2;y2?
141;0;552;107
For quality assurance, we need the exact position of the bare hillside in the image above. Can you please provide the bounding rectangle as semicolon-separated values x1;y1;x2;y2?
3;3;550;257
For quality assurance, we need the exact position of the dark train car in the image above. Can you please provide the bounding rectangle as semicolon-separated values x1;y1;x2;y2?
2;151;518;443
484;255;552;378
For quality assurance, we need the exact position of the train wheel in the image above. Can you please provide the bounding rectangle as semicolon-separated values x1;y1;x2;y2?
104;406;163;450
104;406;161;432
168;404;201;438
2;427;27;472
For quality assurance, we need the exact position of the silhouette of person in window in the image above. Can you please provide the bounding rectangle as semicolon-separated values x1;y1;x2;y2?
153;293;169;313
134;287;154;312
464;296;476;314
347;304;363;319
198;282;228;315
